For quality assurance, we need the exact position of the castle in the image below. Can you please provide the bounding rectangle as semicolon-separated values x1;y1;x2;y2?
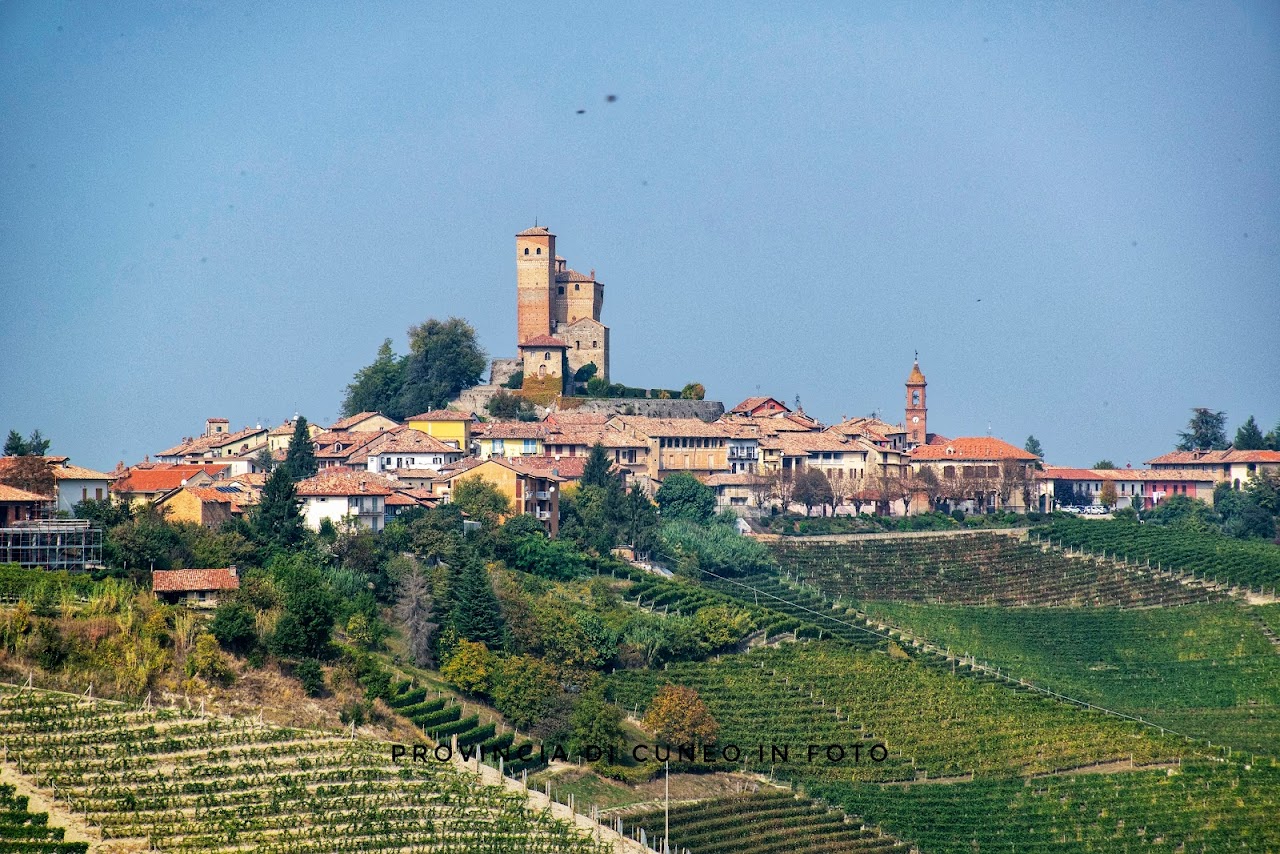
513;226;609;394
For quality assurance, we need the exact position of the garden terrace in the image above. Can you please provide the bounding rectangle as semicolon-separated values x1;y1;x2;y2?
627;790;911;854
1032;518;1280;592
0;782;87;854
810;758;1280;853
0;686;610;854
771;533;1224;607
607;641;1181;784
854;601;1280;757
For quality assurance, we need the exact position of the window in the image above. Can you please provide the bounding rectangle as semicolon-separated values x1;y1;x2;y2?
82;487;88;501
95;488;103;500
912;391;920;406
536;247;542;255
523;439;537;454
592;340;598;348
544;351;551;360
575;283;580;291
524;248;529;255
558;286;564;294
493;439;505;455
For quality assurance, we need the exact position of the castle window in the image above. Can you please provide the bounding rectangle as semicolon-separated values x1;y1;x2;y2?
576;341;580;349
592;340;598;348
558;286;564;294
544;352;551;360
536;248;542;255
912;391;920;406
524;248;529;255
575;283;580;291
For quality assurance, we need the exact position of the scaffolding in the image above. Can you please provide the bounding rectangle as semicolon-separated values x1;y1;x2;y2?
0;520;103;572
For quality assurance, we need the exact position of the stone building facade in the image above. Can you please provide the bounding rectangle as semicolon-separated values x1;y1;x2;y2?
515;226;609;384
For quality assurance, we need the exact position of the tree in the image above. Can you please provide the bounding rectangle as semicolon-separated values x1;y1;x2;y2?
252;467;306;552
394;565;438;668
439;639;494;696
1098;481;1118;509
342;339;407;419
283;417;317;480
1024;435;1044;462
643;685;719;748
397;317;487;417
569;687;625;760
1176;408;1228;451
210;601;257;654
486;390;536;420
0;455;54;497
252;447;276;474
294;658;325;697
450;476;511;528
791;469;833;516
680;383;706;400
580;443;615;489
448;555;504;648
270;567;337;659
490;654;561;730
503;370;524;390
1093;460;1116;470
1267;420;1280;452
1234;416;1266;451
573;362;598;383
655;472;716;523
3;429;49;457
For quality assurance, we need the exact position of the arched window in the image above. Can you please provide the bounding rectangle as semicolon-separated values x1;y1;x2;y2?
524;248;529;255
536;247;542;255
544;351;551;360
912;390;920;406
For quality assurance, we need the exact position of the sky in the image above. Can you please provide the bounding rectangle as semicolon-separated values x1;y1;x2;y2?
2;1;1278;471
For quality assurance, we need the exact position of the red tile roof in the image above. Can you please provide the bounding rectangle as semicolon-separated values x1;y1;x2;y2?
0;484;50;502
519;334;569;348
910;437;1039;462
295;471;395;497
1146;449;1280;465
152;568;240;592
728;396;789;415
555;269;595;283
517;225;553;236
329;411;397;431
406;410;474;422
111;465;226;494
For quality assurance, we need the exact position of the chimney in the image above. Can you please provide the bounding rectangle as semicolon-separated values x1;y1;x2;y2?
228;565;238;577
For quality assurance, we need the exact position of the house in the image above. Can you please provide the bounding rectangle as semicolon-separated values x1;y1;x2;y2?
327;411;401;434
697;472;771;511
0;484;51;527
295;470;395;532
151;567;240;608
541;421;649;478
109;464;228;507
312;430;391;470
727;396;791;418
267;417;323;452
518;334;570;396
606;416;732;481
405;410;473;450
153;484;253;528
909;437;1040;514
1146;449;1280;492
0;456;116;515
476;421;550;459
155;420;269;464
436;457;563;536
353;429;465;474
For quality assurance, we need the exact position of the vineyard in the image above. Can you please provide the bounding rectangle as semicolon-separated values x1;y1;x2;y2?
810;758;1280;853
0;686;612;854
608;641;1181;783
1031;518;1280;591
0;783;86;854
770;533;1223;607
626;790;910;854
854;602;1280;755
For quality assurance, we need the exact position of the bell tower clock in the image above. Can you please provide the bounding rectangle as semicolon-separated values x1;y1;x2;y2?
905;353;927;448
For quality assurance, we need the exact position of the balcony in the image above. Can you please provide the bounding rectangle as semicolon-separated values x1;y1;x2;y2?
535;490;550;500
535;510;551;520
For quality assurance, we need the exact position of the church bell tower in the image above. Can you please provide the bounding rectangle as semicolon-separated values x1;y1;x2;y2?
906;355;927;447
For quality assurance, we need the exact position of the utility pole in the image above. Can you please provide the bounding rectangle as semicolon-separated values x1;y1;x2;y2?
664;759;670;853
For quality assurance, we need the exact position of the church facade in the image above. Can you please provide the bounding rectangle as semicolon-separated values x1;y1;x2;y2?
515;226;609;392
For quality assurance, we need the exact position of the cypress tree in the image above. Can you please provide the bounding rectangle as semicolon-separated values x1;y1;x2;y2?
448;553;504;648
284;416;318;479
253;467;306;552
580;443;614;489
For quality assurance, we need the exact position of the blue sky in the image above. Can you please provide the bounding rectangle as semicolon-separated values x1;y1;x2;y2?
2;2;1277;470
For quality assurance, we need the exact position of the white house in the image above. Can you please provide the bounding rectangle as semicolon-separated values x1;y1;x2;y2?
294;470;394;532
360;430;465;474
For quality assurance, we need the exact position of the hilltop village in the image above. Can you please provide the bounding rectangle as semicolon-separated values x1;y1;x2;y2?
2;225;1278;549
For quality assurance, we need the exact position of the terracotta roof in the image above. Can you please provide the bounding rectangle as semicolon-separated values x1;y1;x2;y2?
295;470;395;497
111;465;226;494
519;334;569;348
1146;449;1280;466
0;484;50;502
329;411;397;431
517;225;554;236
482;422;550;440
608;416;730;438
443;456;565;483
907;361;927;384
47;462;115;481
544;413;609;427
764;433;859;456
385;492;422;506
910;437;1039;462
555;269;595;283
728;396;789;415
361;430;460;457
697;472;770;487
1038;466;1104;481
151;568;240;592
406;410;474;422
503;455;589;480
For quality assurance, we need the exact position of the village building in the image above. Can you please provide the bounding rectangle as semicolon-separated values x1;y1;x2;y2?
405;410;473;450
353;429;465;473
0;484;50;527
435;456;564;536
151;567;240;608
909;437;1040;514
1146;449;1280;491
153;483;253;528
727;397;791;418
267;416;323;452
475;421;551;459
295;470;395;532
155;419;269;464
605;416;732;482
109;464;229;507
327;411;401;434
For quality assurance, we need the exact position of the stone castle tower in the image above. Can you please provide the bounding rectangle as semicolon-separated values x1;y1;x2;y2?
515;225;609;385
905;356;927;447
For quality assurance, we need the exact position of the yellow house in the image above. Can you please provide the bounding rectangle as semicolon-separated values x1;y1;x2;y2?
437;457;562;536
475;422;549;459
406;410;473;450
153;485;247;528
267;418;324;453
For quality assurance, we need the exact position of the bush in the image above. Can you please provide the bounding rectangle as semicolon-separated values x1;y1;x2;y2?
210;601;257;654
295;658;325;697
503;370;524;389
951;509;966;523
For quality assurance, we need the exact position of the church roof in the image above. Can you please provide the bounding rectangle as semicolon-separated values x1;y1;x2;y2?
517;225;554;237
907;361;927;384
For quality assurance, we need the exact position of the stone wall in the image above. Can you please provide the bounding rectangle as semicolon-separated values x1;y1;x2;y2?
564;398;725;422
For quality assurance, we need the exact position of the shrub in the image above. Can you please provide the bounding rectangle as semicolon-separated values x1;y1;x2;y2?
295;658;325;697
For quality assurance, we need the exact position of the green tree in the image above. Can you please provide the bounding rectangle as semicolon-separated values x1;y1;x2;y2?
1093;460;1116;470
342;338;406;419
252;447;276;474
573;362;598;383
486;389;536;420
450;476;511;528
503;370;524;390
490;654;560;730
270;565;337;659
580;443;615;489
655;472;716;523
3;429;49;457
1234;416;1266;450
568;687;625;760
1267;420;1280;451
283;417;317;480
252;467;306;553
210;600;257;654
1024;435;1044;458
680;382;706;400
1176;408;1229;451
448;555;504;648
440;639;494;696
294;658;325;696
397;317;487;417
1098;481;1118;509
643;685;719;748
